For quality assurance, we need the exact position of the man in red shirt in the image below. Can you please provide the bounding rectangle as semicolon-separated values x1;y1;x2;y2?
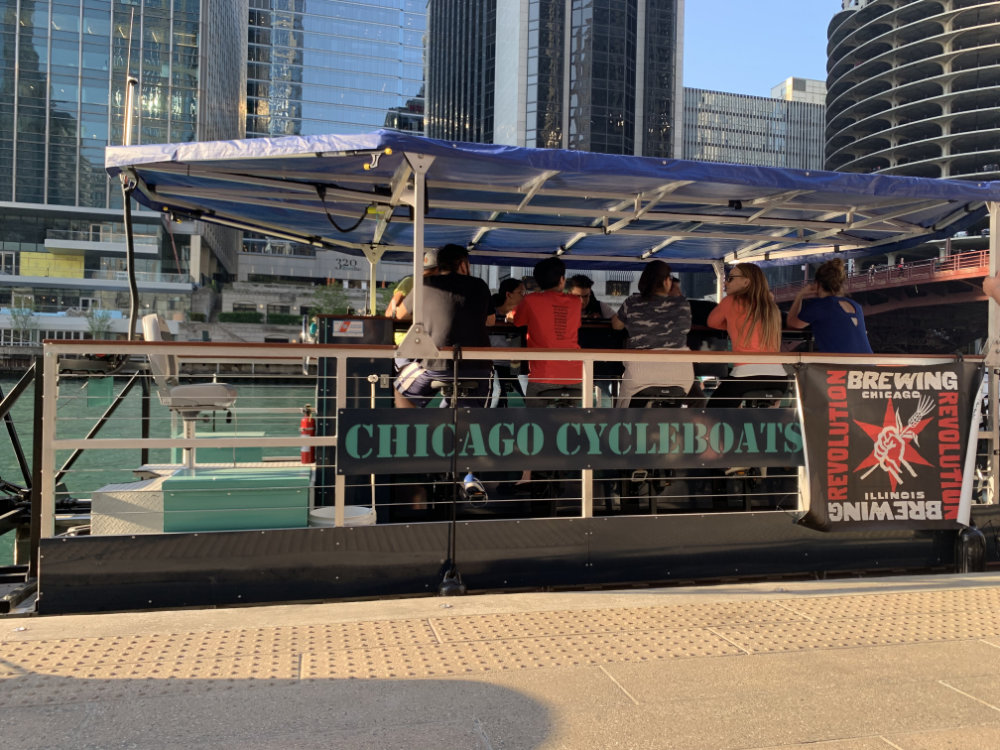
510;256;583;404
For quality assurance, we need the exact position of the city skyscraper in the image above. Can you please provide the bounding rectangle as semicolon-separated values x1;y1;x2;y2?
236;0;427;292
246;0;426;138
770;77;826;106
826;0;1000;180
0;0;247;342
427;0;684;158
683;87;825;170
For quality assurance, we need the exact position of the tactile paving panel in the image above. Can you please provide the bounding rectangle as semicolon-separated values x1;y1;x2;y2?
427;601;809;643
774;587;1000;621
2;585;1000;706
302;627;742;680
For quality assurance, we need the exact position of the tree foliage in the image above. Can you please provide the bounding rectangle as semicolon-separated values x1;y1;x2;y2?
310;283;350;315
85;308;113;339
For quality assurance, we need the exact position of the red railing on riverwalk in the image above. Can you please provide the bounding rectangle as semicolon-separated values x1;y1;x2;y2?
771;250;989;304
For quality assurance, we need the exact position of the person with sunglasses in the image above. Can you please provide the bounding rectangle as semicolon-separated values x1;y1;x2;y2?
706;262;788;405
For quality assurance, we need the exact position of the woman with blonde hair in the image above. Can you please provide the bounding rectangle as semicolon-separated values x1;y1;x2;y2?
706;262;788;404
786;257;872;354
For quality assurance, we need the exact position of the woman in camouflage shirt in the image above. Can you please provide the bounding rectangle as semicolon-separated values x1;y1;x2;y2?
611;260;694;407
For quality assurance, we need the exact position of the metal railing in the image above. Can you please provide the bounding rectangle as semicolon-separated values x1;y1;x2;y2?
46;229;158;248
30;338;992;539
771;250;989;302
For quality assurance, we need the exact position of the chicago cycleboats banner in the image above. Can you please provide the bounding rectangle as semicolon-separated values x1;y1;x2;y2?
795;362;983;531
337;407;803;474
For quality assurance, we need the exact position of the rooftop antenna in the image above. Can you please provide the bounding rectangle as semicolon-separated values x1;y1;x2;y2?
120;8;140;339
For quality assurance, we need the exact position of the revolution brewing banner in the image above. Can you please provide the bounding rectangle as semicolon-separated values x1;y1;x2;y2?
795;362;983;531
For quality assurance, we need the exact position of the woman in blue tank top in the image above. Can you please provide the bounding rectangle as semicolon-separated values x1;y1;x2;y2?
786;258;873;353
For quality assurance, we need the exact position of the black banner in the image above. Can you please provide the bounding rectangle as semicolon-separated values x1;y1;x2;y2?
337;407;802;474
795;362;983;531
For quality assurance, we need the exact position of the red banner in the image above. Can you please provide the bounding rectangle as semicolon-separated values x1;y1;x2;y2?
795;362;983;531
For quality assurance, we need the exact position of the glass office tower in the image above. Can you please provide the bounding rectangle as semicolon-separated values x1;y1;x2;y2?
246;0;426;137
238;0;426;287
429;0;683;158
0;0;246;340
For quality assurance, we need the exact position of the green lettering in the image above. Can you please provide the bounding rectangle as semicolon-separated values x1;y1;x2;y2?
516;423;544;456
661;422;682;454
432;423;454;457
734;423;758;454
710;423;734;454
581;422;608;455
344;424;372;459
683;422;708;454
377;423;408;458
784;422;803;453
459;423;487;457
412;423;429;458
636;422;657;454
556;423;581;455
761;422;779;453
488;422;516;456
607;422;632;456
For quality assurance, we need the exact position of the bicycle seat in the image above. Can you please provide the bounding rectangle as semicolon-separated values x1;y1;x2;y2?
740;387;786;408
534;387;579;407
429;378;481;398
629;385;687;408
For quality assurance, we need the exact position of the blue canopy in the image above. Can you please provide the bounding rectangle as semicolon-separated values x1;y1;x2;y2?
106;130;999;270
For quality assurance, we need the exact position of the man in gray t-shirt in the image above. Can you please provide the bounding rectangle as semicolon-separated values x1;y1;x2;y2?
393;244;494;408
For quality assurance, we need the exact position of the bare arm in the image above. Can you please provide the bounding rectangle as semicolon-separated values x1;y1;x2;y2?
394;299;411;321
384;290;406;318
785;284;816;329
610;314;625;330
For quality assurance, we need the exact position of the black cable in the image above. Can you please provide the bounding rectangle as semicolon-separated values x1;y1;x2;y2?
316;185;372;233
439;345;466;595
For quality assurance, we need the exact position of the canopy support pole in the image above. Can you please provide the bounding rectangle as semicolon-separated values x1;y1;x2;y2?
361;244;387;316
396;153;439;361
712;260;725;301
988;203;999;508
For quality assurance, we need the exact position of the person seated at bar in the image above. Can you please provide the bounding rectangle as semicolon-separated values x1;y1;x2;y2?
785;257;873;354
610;260;694;407
384;249;438;320
386;248;440;376
511;256;583;405
568;274;614;319
490;278;527;407
500;257;582;496
706;262;788;405
393;244;494;408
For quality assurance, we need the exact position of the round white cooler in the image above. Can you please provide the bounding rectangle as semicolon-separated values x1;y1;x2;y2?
309;505;376;527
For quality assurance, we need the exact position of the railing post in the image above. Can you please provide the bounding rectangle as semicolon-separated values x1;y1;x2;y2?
581;359;594;519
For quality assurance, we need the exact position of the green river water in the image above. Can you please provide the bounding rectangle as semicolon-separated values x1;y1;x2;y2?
1;375;316;565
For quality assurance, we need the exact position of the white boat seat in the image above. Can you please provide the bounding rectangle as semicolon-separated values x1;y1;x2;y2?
158;383;237;418
141;314;236;418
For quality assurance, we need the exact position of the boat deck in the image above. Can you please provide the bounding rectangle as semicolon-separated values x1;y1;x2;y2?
4;573;1000;749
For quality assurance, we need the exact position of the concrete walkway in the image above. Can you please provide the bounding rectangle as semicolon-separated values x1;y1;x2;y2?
2;573;1000;749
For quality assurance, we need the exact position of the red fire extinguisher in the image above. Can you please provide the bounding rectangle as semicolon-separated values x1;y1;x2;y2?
300;404;315;464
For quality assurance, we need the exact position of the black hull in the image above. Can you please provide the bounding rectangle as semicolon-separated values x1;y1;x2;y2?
36;505;1000;615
